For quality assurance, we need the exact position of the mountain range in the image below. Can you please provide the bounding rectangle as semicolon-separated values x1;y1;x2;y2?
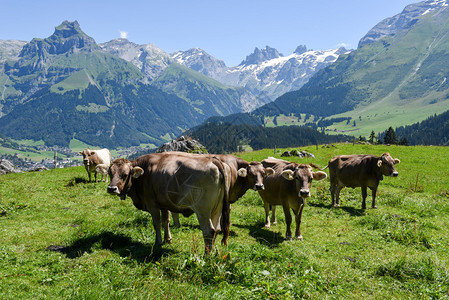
242;0;449;137
0;20;344;148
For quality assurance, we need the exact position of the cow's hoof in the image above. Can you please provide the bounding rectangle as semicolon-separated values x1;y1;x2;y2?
164;239;172;244
285;236;293;241
271;221;277;225
332;204;340;208
372;206;378;209
264;224;271;228
295;235;303;241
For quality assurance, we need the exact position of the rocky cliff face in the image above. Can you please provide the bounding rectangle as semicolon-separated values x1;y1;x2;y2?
358;0;449;47
100;38;173;80
0;40;27;63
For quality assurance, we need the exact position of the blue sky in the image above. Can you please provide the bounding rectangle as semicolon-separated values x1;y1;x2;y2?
1;0;419;66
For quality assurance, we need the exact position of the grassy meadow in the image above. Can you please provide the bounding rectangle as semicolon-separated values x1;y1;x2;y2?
1;143;448;299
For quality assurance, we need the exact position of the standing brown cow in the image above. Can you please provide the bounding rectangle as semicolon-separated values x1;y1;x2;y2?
171;154;274;226
324;153;400;209
107;152;231;253
79;148;111;182
258;157;327;240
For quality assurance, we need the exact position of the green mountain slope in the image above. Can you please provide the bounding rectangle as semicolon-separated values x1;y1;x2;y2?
256;5;449;136
0;21;251;148
152;63;253;116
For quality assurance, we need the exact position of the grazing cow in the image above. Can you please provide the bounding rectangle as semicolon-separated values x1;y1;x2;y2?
258;157;327;240
324;153;400;209
95;164;109;182
79;148;111;182
171;154;275;226
107;152;231;253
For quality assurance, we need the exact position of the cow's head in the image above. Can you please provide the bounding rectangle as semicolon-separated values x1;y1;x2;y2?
78;148;96;166
237;161;274;190
281;163;327;198
377;153;400;177
107;158;144;200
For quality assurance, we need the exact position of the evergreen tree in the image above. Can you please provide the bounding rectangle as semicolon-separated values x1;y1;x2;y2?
399;137;409;146
384;127;398;145
368;130;376;144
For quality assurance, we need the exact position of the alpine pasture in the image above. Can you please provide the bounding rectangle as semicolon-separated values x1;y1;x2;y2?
1;143;448;299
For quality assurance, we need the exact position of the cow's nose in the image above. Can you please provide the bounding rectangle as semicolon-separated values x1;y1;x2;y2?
299;190;310;197
254;184;265;191
107;186;120;194
392;172;399;177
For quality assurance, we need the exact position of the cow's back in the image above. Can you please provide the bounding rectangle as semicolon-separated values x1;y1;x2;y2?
329;155;378;188
95;149;112;166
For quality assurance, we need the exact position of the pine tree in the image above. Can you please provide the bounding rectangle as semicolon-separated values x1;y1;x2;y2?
368;130;376;144
384;127;398;145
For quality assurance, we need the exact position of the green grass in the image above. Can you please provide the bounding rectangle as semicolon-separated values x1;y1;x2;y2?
1;144;448;299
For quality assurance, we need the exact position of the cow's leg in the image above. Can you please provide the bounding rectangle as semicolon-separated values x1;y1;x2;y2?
371;187;378;209
161;209;172;244
94;171;98;183
330;181;337;206
361;186;367;209
197;214;216;254
282;205;293;240
171;212;181;228
293;203;305;240
148;207;163;245
334;185;342;207
87;171;92;182
264;201;271;228
271;205;277;225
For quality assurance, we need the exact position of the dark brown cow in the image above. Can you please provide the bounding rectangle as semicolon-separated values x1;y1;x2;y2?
171;154;274;226
258;157;327;240
107;152;231;253
79;148;111;182
324;153;400;209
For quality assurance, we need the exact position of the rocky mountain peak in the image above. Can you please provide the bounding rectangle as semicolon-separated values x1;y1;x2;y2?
358;0;449;48
294;45;308;55
171;48;227;77
239;46;283;66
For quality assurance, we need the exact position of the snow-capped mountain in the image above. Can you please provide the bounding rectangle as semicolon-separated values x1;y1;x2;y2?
358;0;448;47
172;45;349;101
100;38;173;80
171;48;228;78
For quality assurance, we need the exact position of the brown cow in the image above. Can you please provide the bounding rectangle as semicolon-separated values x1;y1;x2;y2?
107;152;231;253
258;157;327;240
79;148;111;182
171;154;274;226
324;153;400;209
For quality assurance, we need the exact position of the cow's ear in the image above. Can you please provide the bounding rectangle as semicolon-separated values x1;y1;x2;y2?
265;167;275;176
237;168;247;177
78;151;83;155
394;158;400;164
281;170;295;181
377;160;383;167
313;171;327;181
132;167;144;178
90;151;96;155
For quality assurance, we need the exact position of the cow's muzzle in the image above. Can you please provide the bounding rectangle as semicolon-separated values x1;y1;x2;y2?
391;172;399;177
299;190;310;197
254;184;265;191
107;186;120;195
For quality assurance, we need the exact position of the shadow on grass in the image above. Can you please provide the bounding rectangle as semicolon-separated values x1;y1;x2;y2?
66;176;89;187
47;231;175;263
308;201;366;217
233;221;285;247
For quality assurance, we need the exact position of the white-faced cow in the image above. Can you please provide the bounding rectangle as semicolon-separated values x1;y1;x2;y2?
107;152;231;253
170;154;274;227
79;148;111;182
258;157;327;240
324;153;400;209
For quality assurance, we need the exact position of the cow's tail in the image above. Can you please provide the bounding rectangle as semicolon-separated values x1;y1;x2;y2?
212;157;230;246
320;164;329;171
